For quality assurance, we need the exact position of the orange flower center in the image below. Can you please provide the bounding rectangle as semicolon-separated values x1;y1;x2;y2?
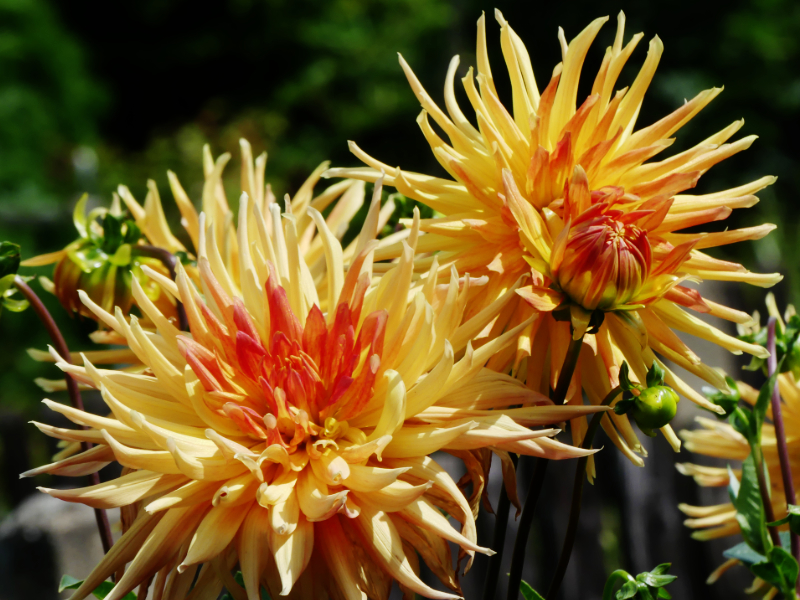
550;180;654;311
177;264;386;452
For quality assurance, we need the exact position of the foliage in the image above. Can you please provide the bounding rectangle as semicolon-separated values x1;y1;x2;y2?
59;575;136;600
0;242;28;316
740;313;800;376
721;362;800;598
601;565;676;600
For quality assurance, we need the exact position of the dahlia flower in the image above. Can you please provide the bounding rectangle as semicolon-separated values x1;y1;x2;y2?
327;11;780;461
678;299;800;592
28;187;603;600
28;140;374;389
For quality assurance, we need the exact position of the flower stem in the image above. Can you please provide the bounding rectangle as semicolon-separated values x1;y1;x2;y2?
767;317;800;564
506;334;585;600
13;276;114;555
601;570;636;600
482;454;518;600
545;386;621;600
135;245;188;331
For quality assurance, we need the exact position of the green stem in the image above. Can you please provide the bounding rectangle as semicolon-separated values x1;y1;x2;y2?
545;386;622;600
506;334;585;600
602;570;636;600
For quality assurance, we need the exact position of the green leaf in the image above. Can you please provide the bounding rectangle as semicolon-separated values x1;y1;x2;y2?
109;243;132;267
734;454;769;555
649;564;671;576
646;361;665;388
702;377;740;418
0;242;21;279
58;575;136;600
2;297;29;312
751;546;799;596
727;465;740;504
59;575;82;592
753;365;782;443
616;581;640;599
614;397;636;415
636;585;655;600
656;588;671;599
101;213;125;253
619;362;635;391
0;273;17;297
520;581;546;600
771;546;799;592
637;573;677;587
729;406;753;441
73;194;90;239
723;541;767;566
123;220;142;245
767;504;800;535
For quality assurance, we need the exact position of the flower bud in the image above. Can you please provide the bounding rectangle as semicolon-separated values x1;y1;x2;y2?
552;208;651;312
631;386;679;435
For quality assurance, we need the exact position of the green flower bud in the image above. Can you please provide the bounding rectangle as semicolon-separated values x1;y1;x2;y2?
631;386;679;436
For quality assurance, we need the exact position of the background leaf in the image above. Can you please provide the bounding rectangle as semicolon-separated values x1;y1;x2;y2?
520;581;546;600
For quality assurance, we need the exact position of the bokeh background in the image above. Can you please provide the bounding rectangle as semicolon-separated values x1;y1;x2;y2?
1;0;799;598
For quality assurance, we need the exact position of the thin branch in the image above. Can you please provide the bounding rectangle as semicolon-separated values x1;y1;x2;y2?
506;334;585;600
545;386;622;599
482;455;518;600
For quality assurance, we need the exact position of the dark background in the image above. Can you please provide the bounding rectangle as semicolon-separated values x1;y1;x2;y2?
1;0;798;598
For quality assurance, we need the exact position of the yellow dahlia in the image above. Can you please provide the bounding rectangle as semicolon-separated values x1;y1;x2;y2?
327;11;780;461
678;299;800;591
28;187;602;600
28;140;372;389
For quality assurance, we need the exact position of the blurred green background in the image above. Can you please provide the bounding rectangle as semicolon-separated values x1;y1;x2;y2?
1;0;798;597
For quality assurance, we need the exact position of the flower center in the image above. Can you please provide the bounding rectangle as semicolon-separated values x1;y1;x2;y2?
177;270;386;454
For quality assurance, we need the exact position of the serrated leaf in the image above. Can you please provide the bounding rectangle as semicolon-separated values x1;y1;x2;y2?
735;453;769;555
520;581;545;600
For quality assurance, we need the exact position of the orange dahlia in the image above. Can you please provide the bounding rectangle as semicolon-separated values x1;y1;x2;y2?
327;11;780;461
27;185;602;600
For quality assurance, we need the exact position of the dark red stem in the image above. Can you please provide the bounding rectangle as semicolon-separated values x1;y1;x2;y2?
767;317;800;565
14;276;114;555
